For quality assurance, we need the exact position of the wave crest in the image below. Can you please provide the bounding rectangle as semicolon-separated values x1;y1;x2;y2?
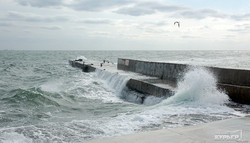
164;67;229;105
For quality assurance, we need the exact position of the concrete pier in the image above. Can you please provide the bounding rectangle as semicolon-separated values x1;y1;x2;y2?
117;58;250;104
69;58;250;104
83;116;250;143
69;60;175;101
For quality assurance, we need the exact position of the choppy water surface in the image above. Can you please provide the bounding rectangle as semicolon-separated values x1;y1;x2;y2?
0;50;249;143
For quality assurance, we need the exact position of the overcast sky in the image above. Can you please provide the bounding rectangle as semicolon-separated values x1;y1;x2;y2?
0;0;249;50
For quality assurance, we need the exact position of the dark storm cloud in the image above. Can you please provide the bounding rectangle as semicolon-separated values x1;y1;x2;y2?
6;11;69;22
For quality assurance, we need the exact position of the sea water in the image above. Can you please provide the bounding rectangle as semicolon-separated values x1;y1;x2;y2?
0;50;249;143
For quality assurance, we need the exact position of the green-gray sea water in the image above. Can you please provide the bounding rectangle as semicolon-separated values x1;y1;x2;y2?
0;50;250;143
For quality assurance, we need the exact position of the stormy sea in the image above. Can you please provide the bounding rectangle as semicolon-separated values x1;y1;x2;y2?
0;50;250;143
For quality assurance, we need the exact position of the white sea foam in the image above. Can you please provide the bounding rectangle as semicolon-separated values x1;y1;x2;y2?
93;69;166;104
0;132;32;143
143;96;165;106
76;55;87;61
72;67;241;139
40;80;63;93
163;67;229;105
94;69;137;102
94;69;129;94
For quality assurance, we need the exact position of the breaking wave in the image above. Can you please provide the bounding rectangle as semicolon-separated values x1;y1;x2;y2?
94;69;147;104
163;67;229;105
94;69;129;95
93;67;229;106
2;88;61;107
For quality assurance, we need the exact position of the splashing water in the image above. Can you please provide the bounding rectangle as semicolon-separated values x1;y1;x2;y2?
94;69;130;95
76;55;87;61
164;67;229;105
0;51;249;143
94;69;147;104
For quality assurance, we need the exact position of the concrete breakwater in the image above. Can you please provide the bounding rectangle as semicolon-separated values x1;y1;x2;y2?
69;60;174;103
118;58;250;104
69;58;250;105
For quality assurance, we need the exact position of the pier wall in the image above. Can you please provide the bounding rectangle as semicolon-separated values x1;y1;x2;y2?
118;59;187;83
127;79;173;98
118;58;250;104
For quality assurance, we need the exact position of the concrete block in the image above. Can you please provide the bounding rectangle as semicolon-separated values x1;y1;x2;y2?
155;63;164;79
117;58;250;104
135;61;144;74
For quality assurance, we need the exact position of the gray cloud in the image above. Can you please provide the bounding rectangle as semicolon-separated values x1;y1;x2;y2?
14;0;134;12
12;0;250;21
14;0;63;7
172;8;250;21
115;2;250;21
140;2;187;12
228;24;250;33
89;31;111;37
224;35;235;38
230;13;250;21
0;23;12;27
182;35;197;39
40;26;62;30
6;11;69;22
173;8;227;19
66;0;133;11
79;19;112;24
115;7;155;16
115;2;187;16
151;21;168;26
